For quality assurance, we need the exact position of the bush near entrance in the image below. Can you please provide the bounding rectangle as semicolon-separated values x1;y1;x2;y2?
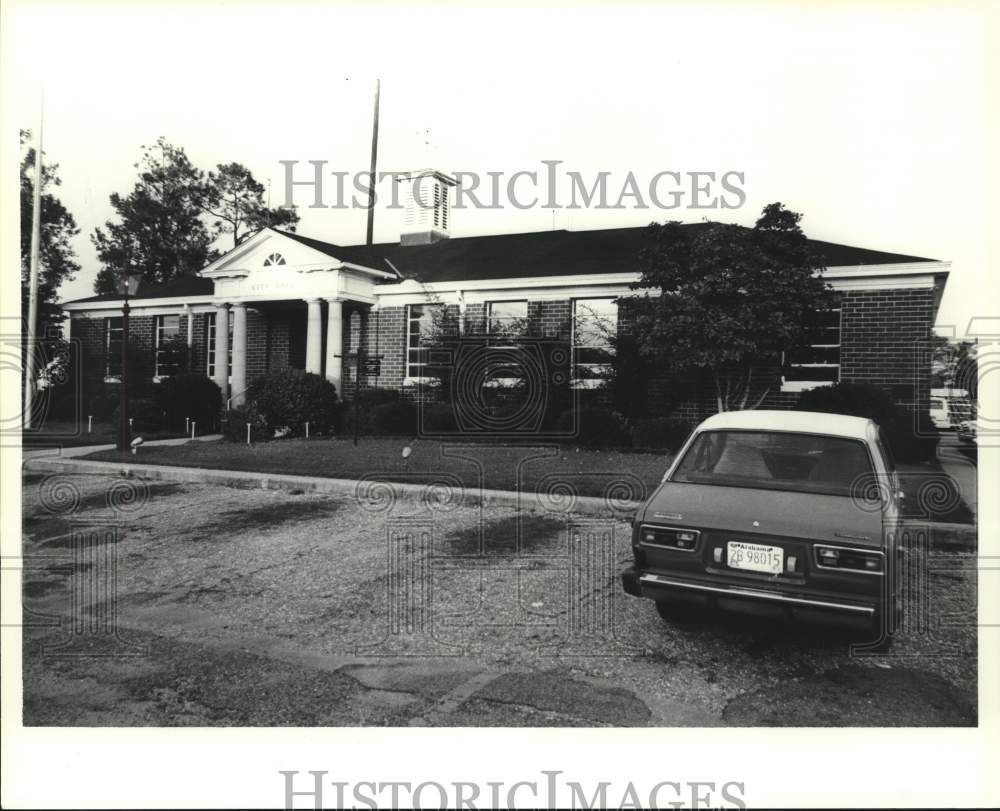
240;368;338;438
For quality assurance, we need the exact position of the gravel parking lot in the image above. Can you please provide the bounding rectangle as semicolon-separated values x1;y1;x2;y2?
21;471;977;726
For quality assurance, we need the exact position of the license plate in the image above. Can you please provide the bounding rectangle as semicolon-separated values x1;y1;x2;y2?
727;541;783;575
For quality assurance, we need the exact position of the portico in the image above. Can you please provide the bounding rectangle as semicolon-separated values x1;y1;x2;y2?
197;229;395;405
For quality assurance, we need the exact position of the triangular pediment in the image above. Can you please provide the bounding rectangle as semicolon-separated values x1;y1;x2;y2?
199;229;346;279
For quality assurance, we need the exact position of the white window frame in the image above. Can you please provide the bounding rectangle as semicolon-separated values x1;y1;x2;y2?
405;303;443;382
206;312;233;381
486;300;529;340
571;297;618;388
780;306;842;393
104;316;123;382
153;314;181;381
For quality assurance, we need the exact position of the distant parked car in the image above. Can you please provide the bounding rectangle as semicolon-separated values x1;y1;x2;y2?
957;420;977;445
622;410;903;644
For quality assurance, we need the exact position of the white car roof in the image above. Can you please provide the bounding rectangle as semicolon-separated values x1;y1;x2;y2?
695;410;874;440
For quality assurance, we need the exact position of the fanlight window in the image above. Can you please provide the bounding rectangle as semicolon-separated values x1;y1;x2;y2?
263;252;286;266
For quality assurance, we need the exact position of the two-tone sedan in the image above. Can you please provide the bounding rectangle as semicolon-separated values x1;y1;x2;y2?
622;410;903;644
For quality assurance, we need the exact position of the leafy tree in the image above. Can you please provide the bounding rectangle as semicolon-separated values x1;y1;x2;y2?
92;138;214;294
201;162;299;249
20;129;80;331
629;203;834;412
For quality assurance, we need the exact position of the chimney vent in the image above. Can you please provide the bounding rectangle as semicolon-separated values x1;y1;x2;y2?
395;170;457;246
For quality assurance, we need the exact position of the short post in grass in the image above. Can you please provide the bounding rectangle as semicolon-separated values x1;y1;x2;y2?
305;421;309;439
190;421;195;439
87;415;92;433
246;422;251;445
185;416;190;434
128;417;133;430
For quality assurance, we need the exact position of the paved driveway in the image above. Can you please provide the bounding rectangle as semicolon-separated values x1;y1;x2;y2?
21;472;977;726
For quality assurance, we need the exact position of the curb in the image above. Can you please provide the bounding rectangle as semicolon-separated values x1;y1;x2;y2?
21;455;640;518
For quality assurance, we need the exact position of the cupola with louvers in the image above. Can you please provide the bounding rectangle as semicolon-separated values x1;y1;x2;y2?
395;169;457;246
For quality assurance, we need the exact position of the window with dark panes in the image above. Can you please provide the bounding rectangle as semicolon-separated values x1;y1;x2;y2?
105;317;123;379
155;315;181;378
784;305;841;385
572;298;617;381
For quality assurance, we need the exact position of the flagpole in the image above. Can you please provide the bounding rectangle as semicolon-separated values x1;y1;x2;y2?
23;91;44;429
365;78;380;246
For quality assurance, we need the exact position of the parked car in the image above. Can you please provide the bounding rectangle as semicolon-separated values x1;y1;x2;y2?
621;410;903;645
957;419;977;445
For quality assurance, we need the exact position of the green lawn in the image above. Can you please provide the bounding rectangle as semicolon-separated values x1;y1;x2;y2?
83;437;673;501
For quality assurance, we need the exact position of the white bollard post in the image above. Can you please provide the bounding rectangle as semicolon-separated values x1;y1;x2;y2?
246;422;251;445
129;417;133;428
185;417;190;433
305;421;309;439
190;421;196;439
87;415;93;433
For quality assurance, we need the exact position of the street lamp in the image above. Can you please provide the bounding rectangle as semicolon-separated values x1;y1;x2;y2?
115;256;143;452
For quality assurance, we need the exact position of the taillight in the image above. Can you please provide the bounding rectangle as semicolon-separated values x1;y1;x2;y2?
814;544;883;573
639;526;700;552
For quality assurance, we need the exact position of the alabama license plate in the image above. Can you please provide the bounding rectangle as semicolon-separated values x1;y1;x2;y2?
727;541;783;575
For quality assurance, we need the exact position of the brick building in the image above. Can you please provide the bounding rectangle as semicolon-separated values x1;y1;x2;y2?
62;171;949;422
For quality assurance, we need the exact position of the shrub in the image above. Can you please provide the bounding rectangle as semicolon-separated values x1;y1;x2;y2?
155;373;222;431
420;402;458;434
222;405;270;443
245;368;338;436
796;382;939;464
796;382;899;426
110;398;164;434
369;400;418;435
357;387;402;408
631;417;693;452
883;411;941;464
87;385;121;421
555;407;628;448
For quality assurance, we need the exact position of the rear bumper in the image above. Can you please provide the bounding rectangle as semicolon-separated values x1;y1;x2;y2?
621;565;879;625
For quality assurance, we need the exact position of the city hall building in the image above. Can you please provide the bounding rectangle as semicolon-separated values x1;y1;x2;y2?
62;171;950;419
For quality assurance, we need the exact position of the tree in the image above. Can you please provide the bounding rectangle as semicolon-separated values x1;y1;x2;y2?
201;162;299;249
92;138;214;294
629;203;834;412
20;129;80;331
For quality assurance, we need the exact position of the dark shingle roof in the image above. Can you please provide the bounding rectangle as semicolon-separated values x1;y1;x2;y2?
64;274;214;305
63;224;937;306
277;224;937;284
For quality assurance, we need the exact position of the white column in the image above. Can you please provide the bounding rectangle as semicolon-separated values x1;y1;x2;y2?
212;303;230;401
325;297;344;394
230;303;248;406
305;298;323;374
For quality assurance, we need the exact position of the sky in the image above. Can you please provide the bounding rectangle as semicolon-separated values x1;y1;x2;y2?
4;2;998;333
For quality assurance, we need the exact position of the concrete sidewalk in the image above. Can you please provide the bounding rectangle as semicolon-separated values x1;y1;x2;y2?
23;433;223;460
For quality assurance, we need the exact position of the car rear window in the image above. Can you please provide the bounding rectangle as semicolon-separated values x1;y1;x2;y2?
671;430;875;497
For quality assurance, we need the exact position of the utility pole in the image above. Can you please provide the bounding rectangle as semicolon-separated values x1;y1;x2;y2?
365;78;380;246
23;93;44;429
